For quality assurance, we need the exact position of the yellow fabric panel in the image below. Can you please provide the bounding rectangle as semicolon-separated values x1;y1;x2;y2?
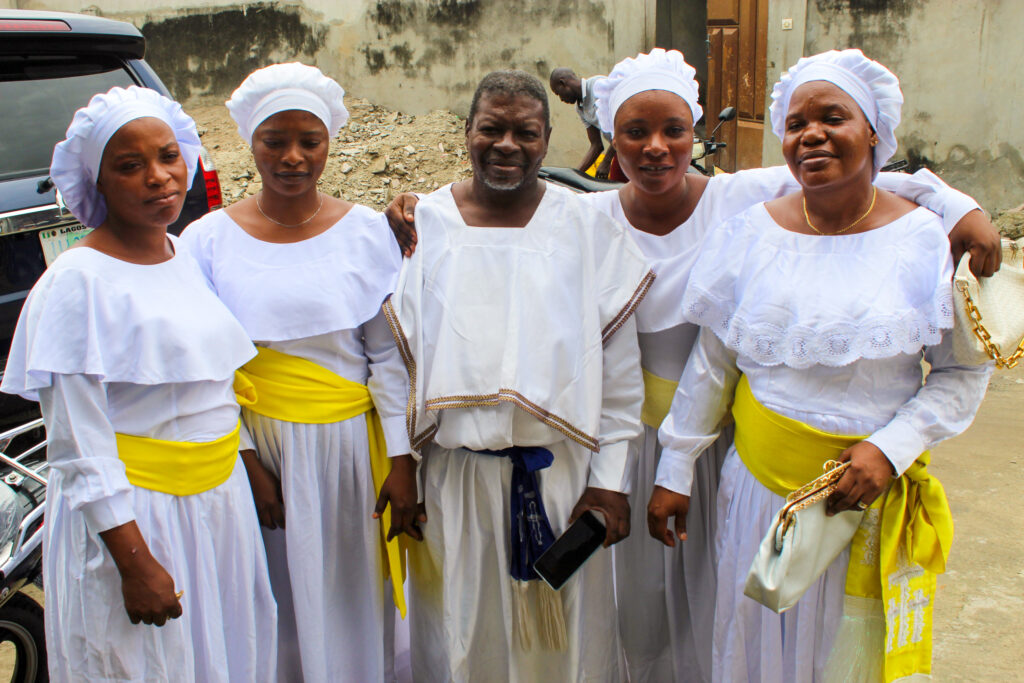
237;346;407;617
115;421;240;497
731;374;862;497
640;368;678;429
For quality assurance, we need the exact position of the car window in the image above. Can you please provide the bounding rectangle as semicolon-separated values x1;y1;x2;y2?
0;55;137;180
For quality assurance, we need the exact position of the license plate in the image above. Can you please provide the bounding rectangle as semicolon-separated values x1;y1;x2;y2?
38;225;91;266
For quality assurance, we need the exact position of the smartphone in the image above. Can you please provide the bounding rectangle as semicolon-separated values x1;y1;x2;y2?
533;511;607;591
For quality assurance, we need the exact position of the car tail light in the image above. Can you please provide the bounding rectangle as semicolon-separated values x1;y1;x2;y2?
198;146;223;210
0;19;71;31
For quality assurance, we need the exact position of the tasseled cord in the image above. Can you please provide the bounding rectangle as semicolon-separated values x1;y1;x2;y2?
511;580;568;652
537;582;568;651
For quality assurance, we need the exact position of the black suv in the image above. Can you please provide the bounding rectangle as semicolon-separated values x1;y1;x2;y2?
0;10;223;429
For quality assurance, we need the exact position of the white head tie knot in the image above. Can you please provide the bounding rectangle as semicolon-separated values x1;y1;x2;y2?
49;85;201;229
226;63;349;144
769;49;903;177
593;48;703;137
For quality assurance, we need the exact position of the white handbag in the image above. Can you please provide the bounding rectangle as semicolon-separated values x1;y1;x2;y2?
953;237;1024;368
744;461;864;613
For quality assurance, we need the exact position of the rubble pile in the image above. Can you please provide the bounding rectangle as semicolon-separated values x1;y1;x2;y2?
995;203;1024;240
186;96;473;207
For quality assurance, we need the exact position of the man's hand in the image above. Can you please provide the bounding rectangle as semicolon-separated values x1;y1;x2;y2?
240;449;285;529
826;441;895;515
99;522;183;626
647;485;690;547
569;487;630;547
384;193;420;257
950;209;1002;277
373;454;425;541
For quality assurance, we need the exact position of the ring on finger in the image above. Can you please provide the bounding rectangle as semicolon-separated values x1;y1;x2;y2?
855;500;868;511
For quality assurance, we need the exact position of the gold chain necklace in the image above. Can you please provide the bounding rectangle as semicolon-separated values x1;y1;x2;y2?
256;191;324;228
802;186;877;235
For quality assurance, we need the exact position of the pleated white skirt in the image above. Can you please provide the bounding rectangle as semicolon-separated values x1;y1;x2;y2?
407;442;625;683
614;424;733;683
713;450;849;683
245;410;392;683
43;458;278;683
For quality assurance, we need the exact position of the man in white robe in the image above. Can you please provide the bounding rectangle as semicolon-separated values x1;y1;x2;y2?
384;70;652;682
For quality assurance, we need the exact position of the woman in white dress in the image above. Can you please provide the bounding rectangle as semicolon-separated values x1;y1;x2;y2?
1;86;277;682
180;63;416;683
655;49;992;683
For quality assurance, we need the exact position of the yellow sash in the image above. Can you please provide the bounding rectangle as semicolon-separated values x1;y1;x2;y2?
731;375;953;681
115;422;240;497
236;346;407;617
640;368;678;429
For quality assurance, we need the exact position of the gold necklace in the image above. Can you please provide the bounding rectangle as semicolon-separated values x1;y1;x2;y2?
256;191;324;228
802;186;877;235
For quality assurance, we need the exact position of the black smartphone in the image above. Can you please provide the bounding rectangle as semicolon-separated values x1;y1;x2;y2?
533;511;607;591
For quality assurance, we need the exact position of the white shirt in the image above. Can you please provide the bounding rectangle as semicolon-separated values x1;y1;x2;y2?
387;183;652;491
180;207;412;455
655;204;993;495
1;238;256;532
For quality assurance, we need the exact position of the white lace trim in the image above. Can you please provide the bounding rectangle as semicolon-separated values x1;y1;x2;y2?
685;285;954;368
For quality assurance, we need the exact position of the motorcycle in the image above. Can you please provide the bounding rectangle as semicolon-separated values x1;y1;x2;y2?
539;106;739;192
0;419;48;682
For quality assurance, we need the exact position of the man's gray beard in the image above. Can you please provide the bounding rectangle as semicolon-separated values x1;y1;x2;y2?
480;174;527;192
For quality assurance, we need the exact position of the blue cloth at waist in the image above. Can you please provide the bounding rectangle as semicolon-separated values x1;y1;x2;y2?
474;446;557;582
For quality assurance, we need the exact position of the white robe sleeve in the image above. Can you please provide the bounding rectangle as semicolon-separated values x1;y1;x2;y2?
655;328;741;496
365;308;414;458
865;332;993;475
717;165;980;234
39;373;135;534
873;168;981;234
588;316;644;494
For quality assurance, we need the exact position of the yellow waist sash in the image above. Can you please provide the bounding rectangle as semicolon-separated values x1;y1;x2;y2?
236;346;407;617
731;374;953;682
115;422;240;497
641;368;678;429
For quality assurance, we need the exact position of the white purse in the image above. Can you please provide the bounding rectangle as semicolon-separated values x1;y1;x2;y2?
744;461;863;613
953;237;1024;368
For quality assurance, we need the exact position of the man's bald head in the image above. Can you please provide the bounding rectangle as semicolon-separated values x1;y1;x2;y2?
549;67;582;104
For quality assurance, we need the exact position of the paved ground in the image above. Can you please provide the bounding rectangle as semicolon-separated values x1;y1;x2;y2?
0;370;1020;680
931;364;1024;681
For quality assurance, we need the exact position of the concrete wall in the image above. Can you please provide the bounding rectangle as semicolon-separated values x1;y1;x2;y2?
6;0;656;166
762;0;1024;213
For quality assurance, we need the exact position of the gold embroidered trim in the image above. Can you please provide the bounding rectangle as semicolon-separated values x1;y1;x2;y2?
382;296;426;451
602;269;656;344
424;389;600;452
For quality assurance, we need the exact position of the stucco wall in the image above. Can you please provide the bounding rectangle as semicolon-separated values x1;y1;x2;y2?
6;0;655;166
763;0;1024;213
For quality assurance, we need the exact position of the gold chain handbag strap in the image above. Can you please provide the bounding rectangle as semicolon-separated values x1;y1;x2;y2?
956;280;1024;369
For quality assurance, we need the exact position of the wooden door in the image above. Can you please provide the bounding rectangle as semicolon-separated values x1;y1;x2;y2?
706;0;768;172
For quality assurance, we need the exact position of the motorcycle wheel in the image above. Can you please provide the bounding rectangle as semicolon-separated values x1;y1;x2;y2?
0;592;46;682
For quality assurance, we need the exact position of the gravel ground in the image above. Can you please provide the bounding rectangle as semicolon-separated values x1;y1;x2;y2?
184;95;473;209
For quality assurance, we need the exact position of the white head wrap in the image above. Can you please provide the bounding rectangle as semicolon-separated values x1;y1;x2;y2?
593;48;703;137
49;85;201;229
226;63;349;144
769;49;903;177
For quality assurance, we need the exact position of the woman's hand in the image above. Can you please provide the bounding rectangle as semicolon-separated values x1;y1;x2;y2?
373;454;425;541
570;487;630;547
827;441;895;515
647;485;690;547
240;449;285;529
950;208;1002;277
99;522;182;626
384;193;420;257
